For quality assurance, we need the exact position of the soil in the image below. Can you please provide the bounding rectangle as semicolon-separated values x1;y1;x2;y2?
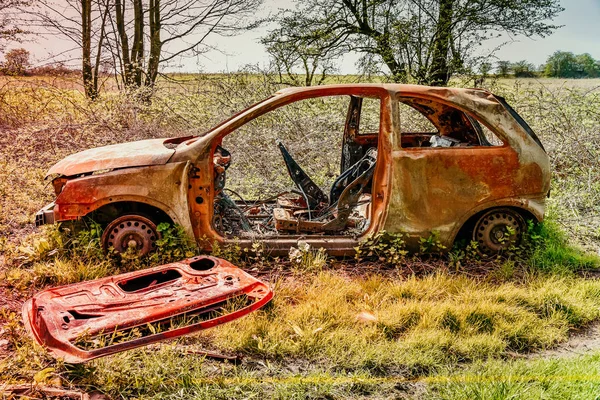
532;322;600;359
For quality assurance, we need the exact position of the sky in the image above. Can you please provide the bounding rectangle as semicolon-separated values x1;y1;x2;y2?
20;0;600;74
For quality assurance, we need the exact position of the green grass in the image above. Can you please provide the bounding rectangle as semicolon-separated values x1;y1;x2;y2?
3;270;600;398
430;353;600;399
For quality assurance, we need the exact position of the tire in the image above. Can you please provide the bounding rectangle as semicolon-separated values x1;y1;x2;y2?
101;214;159;256
472;208;525;254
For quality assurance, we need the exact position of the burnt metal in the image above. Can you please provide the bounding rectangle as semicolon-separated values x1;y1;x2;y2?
341;96;367;173
273;149;377;234
329;147;377;206
35;202;55;226
101;214;159;256
277;140;328;210
473;208;525;254
36;84;551;256
22;256;273;363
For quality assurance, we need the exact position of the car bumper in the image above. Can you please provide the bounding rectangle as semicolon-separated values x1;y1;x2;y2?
35;202;55;226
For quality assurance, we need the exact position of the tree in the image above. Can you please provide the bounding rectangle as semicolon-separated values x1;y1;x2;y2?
0;0;29;50
110;0;263;90
2;47;30;75
575;53;600;78
28;0;109;99
544;51;600;78
479;62;492;78
512;60;536;78
265;0;563;86
262;17;340;86
544;51;577;78
496;60;511;77
29;0;263;99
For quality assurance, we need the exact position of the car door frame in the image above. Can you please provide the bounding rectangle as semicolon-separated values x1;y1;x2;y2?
188;86;395;256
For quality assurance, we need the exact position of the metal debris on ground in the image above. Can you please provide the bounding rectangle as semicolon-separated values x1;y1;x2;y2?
22;256;273;363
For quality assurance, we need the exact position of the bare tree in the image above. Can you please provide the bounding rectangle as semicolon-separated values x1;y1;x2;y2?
0;0;30;50
27;0;109;99
262;24;339;86
109;0;264;90
27;0;263;98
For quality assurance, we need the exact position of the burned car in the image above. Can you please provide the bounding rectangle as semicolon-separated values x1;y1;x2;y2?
37;84;550;255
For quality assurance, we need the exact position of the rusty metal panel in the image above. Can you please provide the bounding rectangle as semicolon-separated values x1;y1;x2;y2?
53;162;195;238
22;256;273;363
47;138;175;177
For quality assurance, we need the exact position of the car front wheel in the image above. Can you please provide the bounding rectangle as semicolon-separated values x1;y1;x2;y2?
101;214;159;256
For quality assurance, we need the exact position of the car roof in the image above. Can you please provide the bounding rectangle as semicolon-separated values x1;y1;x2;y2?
274;83;493;98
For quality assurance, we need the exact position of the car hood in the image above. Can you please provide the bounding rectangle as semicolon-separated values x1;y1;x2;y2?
46;138;176;178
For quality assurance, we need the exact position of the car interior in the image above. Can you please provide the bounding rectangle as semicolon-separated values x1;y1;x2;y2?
209;95;502;238
211;95;379;238
397;97;504;148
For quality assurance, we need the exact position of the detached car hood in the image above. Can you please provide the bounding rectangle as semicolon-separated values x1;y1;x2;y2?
46;138;175;177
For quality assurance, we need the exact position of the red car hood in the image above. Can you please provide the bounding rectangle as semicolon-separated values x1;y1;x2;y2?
46;138;175;177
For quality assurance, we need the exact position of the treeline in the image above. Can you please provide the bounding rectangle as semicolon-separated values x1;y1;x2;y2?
3;47;599;82
0;49;75;76
488;51;600;78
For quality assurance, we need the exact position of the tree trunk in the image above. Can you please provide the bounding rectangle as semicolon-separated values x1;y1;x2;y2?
93;0;109;96
81;0;96;99
372;30;405;82
378;43;406;82
132;0;144;86
429;0;454;86
146;0;161;87
115;0;132;86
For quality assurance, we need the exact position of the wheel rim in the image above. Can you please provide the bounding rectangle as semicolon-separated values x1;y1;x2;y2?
102;215;159;256
473;209;524;254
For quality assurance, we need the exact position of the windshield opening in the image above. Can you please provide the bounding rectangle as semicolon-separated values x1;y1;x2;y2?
181;96;275;146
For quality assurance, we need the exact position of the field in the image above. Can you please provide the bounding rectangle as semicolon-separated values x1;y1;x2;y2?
1;74;600;399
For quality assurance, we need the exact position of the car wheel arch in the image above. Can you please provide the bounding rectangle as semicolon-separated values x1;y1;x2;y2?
83;199;177;228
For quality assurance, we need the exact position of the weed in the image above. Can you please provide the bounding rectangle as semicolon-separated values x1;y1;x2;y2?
419;231;447;255
355;230;408;265
148;222;199;265
289;241;328;272
209;237;243;264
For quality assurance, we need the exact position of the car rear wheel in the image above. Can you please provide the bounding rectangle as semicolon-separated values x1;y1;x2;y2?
101;214;159;256
472;208;525;254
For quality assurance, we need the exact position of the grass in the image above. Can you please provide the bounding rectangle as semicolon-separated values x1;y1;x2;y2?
2;217;600;398
3;268;600;397
430;353;600;399
1;75;600;398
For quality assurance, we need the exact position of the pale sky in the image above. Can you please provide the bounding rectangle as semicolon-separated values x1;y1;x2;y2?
18;0;600;73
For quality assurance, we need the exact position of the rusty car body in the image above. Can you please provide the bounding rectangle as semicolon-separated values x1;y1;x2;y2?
36;84;550;255
22;256;273;363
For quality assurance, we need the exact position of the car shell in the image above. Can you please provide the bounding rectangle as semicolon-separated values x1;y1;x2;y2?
39;84;551;254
